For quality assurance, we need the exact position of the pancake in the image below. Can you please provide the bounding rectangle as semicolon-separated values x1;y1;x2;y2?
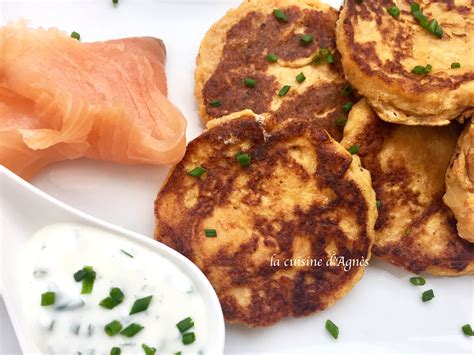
336;0;474;125
154;110;377;327
195;0;357;141
444;120;474;243
341;100;474;275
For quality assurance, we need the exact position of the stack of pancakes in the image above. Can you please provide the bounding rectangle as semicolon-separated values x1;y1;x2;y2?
155;0;474;327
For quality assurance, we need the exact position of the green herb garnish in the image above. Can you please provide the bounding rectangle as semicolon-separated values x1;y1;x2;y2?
422;289;435;302
187;166;207;177
142;344;156;355
300;34;314;44
120;323;144;337
325;319;339;339
451;62;461;69
182;332;196;345
244;78;256;88
74;266;96;294
348;144;360;155
342;102;354;112
462;324;474;336
342;84;353;96
326;53;334;64
120;249;134;258
273;9;288;22
335;117;347;127
296;72;306;83
411;3;443;38
266;53;278;63
41;292;56;306
387;6;400;18
104;320;123;336
236;153;251;167
204;229;217;238
376;200;382;209
71;31;80;40
177;317;195;333
110;347;121;355
210;99;221;107
412;64;432;75
409;276;426;286
278;85;291;97
130;295;153;315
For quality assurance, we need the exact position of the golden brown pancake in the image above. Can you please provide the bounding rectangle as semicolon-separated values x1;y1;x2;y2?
342;100;474;275
444;120;474;243
155;110;377;327
195;0;357;141
336;0;474;125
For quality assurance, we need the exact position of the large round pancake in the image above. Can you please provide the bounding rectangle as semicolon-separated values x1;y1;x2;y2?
336;0;474;125
195;0;357;141
154;110;376;327
444;120;474;243
342;100;474;275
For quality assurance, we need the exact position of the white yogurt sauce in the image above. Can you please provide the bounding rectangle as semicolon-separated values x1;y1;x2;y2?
22;223;209;354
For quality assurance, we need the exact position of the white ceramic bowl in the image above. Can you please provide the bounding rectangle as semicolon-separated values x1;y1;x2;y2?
0;166;225;354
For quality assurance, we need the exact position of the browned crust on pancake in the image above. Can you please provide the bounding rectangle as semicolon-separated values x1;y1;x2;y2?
155;112;376;326
342;100;474;275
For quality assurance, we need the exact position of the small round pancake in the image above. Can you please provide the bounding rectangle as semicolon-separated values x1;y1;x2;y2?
342;100;474;275
195;0;357;141
336;0;474;125
444;120;474;243
155;110;376;327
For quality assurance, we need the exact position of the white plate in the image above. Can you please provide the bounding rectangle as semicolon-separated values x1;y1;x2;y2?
0;0;473;354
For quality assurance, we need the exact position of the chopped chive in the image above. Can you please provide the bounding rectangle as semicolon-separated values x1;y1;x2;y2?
41;292;56;306
325;319;339;339
177;317;195;333
424;64;432;74
342;102;354;112
81;266;96;294
182;332;196;345
376;200;382;209
296;72;306;83
348;144;359;155
142;344;156;355
210;99;221;107
120;323;144;337
187;166;207;177
129;295;153;315
326;53;334;64
341;84;353;96
110;288;124;303
71;31;80;40
319;48;329;56
412;65;431;75
174;353;182;355
110;347;121;355
451;62;461;69
236;153;251;167
462;324;474;336
104;320;123;336
335;117;347;127
273;9;288;22
112;0;118;4
300;34;314;44
100;297;119;309
120;249;134;258
409;276;426;286
387;6;400;18
411;3;443;38
422;289;435;302
74;269;87;282
204;229;217;238
244;77;256;88
278;85;291;97
266;53;278;63
411;2;420;12
72;324;81;335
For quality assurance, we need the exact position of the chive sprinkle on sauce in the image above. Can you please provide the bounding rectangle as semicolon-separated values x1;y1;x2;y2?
236;152;251;167
266;53;278;63
100;287;125;309
422;289;435;302
187;166;207;177
210;99;221;107
278;85;291;97
296;72;306;83
300;34;314;44
74;266;96;294
41;292;56;306
244;77;256;88
142;344;157;355
462;324;474;336
110;347;121;355
129;295;153;315
120;323;144;337
387;6;400;18
348;144;359;155
325;319;339;339
409;276;426;286
177;317;195;333
451;62;461;69
204;228;217;238
120;249;134;258
273;9;288;22
182;332;196;345
70;31;80;40
104;320;123;336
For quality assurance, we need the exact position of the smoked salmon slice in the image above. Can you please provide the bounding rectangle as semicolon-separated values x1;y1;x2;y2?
0;22;186;179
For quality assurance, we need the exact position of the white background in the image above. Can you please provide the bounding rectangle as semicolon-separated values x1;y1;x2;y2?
0;0;473;354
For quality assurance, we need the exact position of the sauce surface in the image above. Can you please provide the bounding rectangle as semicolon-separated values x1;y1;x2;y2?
22;223;209;354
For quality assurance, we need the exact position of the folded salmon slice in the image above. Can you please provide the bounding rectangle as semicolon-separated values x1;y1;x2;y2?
0;23;186;179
